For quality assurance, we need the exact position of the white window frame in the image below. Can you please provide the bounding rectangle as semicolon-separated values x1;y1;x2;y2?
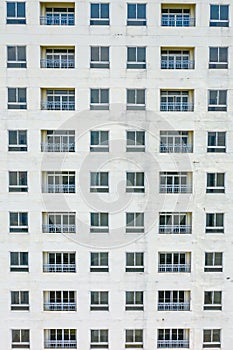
203;329;221;348
126;89;146;110
159;212;192;234
11;291;29;310
126;252;144;272
7;1;26;24
90;291;109;311
126;212;144;233
207;131;226;152
206;213;224;233
90;329;109;348
210;4;229;27
8;130;27;151
90;212;109;233
90;88;109;110
43;212;76;233
44;329;76;348
90;46;109;68
90;3;110;25
41;130;75;152
158;252;191;273
125;329;143;348
204;291;222;310
127;47;146;69
126;172;145;193
90;252;109;272
8;87;27;109
209;47;228;69
7;45;26;68
206;173;225;193
160;131;193;153
125;291;144;310
90;130;109;152
204;252;223;272
90;172;109;192
10;252;29;272
9;212;28;233
9;171;28;192
126;130;145;152
208;90;227;111
11;329;30;348
127;3;147;26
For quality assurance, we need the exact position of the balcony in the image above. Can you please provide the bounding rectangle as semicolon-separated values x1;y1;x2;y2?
158;264;191;273
41;142;75;152
43;184;75;193
159;225;191;234
40;4;75;26
160;143;192;153
157;340;189;348
43;224;76;233
160;184;192;193
43;264;76;273
44;340;77;348
161;59;194;69
44;302;76;311
41;58;75;69
41;101;75;111
161;15;195;27
160;102;194;112
158;302;190;311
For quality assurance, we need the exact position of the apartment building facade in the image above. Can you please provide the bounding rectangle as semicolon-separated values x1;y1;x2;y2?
1;0;233;349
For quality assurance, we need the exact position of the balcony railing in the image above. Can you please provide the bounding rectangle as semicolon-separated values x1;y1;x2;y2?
162;15;195;27
41;101;75;111
43;264;76;273
161;60;194;69
40;14;75;26
44;302;76;311
158;264;191;273
43;184;75;193
159;225;192;234
41;142;75;152
160;185;192;193
42;224;76;233
158;302;190;311
44;340;77;348
41;58;75;68
157;340;189;348
160;102;194;112
160;144;192;153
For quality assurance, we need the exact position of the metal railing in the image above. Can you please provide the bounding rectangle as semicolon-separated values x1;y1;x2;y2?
44;302;76;311
158;264;191;272
160;184;192;193
41;58;75;68
160;143;192;153
42;224;76;233
157;340;189;348
43;184;75;193
158;302;190;311
162;15;195;27
41;101;75;111
160;102;194;112
41;142;75;152
159;225;192;234
43;264;76;273
44;340;77;348
40;14;75;26
161;60;194;69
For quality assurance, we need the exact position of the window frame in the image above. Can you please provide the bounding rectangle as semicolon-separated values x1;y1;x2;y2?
204;291;222;310
125;329;143;348
7;45;26;68
9;212;28;233
209;47;228;69
204;252;223;272
203;329;221;348
207;132;226;152
9;171;28;192
8;130;27;151
11;291;29;310
10;252;29;272
90;89;109;110
125;291;144;311
8;87;27;109
90;212;109;233
90;46;110;68
126;172;145;193
126;130;145;152
90;291;109;311
43;252;76;273
90;130;109;152
205;213;224;233
206;173;225;193
11;329;30;348
90;329;109;348
126;212;144;233
127;3;146;26
90;3;110;25
208;90;227;111
126;252;144;272
6;1;26;24
126;89;146;110
90;252;109;272
210;4;229;27
127;47;146;69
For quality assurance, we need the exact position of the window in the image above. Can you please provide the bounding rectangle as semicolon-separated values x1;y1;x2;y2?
90;252;109;272
125;329;143;348
91;330;108;349
41;130;75;152
42;212;76;233
7;46;26;68
12;330;30;348
90;131;109;152
126;172;144;193
210;5;229;27
161;49;194;69
44;329;77;348
160;172;192;193
9;171;27;192
90;172;109;192
44;291;76;311
127;47;146;69
8;130;27;151
44;171;75;193
126;131;145;152
158;253;191;273
159;212;192;234
205;253;223;272
206;213;224;233
41;48;75;69
160;90;194;112
90;213;109;233
90;89;109;110
160;131;193;153
204;291;222;310
42;89;75;111
206;173;225;193
90;3;109;25
7;2;26;24
158;291;190;311
10;252;28;272
207;132;226;152
43;252;76;273
127;3;146;26
127;89;145;110
40;7;75;26
157;329;189;348
8;87;27;109
125;291;144;311
126;213;144;233
203;329;221;348
126;252;144;272
11;291;29;310
9;212;28;233
90;291;109;310
161;8;195;27
208;90;227;111
90;46;109;68
209;47;228;69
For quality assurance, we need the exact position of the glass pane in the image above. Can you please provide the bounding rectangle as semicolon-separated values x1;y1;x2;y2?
91;4;99;18
11;252;19;265
10;212;18;225
17;2;25;17
203;330;211;342
21;252;28;265
21;291;29;304
91;89;99;103
8;88;16;103
138;4;146;19
101;173;108;186
91;131;99;145
101;47;109;61
215;253;222;265
205;253;213;266
19;131;27;144
214;292;221;304
9;131;17;144
91;47;99;61
220;5;228;20
12;330;20;343
128;47;136;62
137;48;146;62
18;88;26;102
7;2;15;17
7;46;16;61
100;131;108;145
217;173;224;186
137;90;145;104
210;5;219;20
101;4;109;18
210;48;218;62
11;291;19;304
128;4;136;19
101;89;109;103
219;91;226;105
17;47;26;61
127;90;135;104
